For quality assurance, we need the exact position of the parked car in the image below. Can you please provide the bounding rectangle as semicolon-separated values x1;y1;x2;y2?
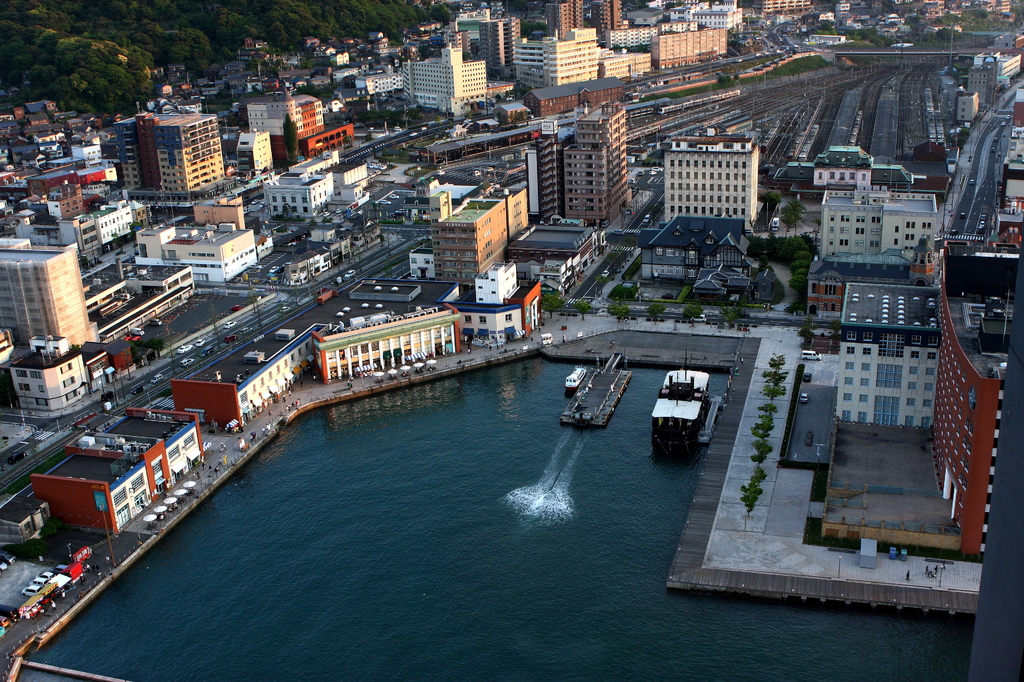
803;372;812;383
230;305;244;312
0;551;17;564
224;321;237;328
131;385;144;395
194;339;206;347
6;453;25;466
799;393;809;403
21;585;41;597
32;571;55;585
343;270;357;280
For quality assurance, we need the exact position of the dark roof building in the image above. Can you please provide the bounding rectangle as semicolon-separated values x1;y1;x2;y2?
522;78;624;117
637;215;749;282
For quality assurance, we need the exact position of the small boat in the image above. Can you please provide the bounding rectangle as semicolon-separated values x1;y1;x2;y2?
564;367;588;394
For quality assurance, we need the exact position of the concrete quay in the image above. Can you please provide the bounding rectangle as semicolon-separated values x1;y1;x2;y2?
666;328;981;615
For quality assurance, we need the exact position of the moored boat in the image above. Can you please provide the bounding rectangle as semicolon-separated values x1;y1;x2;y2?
565;367;588;394
651;369;711;453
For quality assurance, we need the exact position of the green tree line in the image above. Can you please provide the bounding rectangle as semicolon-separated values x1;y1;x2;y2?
0;0;431;111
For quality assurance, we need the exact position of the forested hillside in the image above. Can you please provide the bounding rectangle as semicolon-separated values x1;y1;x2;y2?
0;0;432;111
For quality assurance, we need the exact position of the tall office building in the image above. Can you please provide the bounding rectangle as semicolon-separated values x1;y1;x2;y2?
970;251;1024;680
514;28;600;90
0;242;96;346
479;17;521;80
114;113;224;196
563;102;629;223
403;48;488;118
246;91;325;162
526;120;572;221
664;133;759;225
545;0;583;39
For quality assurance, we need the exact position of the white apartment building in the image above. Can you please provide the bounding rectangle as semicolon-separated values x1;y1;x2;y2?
836;283;942;428
237;131;273;174
246;92;324;138
403;48;487;118
605;26;657;48
136;224;257;282
9;335;91;412
669;2;743;29
664;134;759;224
264;172;335;218
821;189;938;259
356;70;405;95
514;28;599;89
71;144;102;165
974;52;1022;82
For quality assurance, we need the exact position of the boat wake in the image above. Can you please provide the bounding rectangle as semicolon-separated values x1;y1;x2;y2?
505;431;586;523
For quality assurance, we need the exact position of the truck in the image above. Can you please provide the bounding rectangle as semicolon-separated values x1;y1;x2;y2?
60;561;84;583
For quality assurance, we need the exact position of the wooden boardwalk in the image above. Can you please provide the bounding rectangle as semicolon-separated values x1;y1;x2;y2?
668;337;761;573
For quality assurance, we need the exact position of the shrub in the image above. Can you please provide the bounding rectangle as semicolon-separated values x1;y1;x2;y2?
4;538;48;561
40;517;64;539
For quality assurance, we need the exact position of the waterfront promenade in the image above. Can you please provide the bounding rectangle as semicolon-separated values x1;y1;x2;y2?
0;312;979;678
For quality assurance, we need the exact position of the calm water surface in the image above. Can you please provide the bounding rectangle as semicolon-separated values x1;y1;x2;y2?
36;360;972;681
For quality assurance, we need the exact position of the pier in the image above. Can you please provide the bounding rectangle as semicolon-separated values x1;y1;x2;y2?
559;352;631;427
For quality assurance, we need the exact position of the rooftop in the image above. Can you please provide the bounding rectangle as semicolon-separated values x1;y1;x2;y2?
511;225;593;251
943;250;1017;378
842;283;941;329
823;189;935;213
185;278;460;385
106;414;195;442
47;454;124;484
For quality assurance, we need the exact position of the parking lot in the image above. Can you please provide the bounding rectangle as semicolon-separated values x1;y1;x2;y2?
0;560;54;608
787;354;839;463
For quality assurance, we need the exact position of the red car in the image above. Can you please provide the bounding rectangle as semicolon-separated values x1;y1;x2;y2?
224;335;238;343
230;305;244;312
124;335;142;342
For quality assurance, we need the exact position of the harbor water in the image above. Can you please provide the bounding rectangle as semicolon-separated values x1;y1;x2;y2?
35;359;972;680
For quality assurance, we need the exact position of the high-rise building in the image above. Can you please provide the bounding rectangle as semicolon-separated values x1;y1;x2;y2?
114;113;225;198
545;0;583;39
932;248;1018;556
431;188;529;283
526;120;572;221
245;91;325;161
236;131;274;175
651;28;728;69
664;134;759;225
969;252;1024;680
515;28;600;90
597;0;625;37
403;48;488;118
820;189;939;259
0;242;96;346
479;17;521;80
564;102;629;223
754;0;811;13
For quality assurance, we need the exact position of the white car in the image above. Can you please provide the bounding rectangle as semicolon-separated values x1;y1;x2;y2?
21;585;42;597
180;358;195;368
194;338;206;347
32;571;54;586
224;321;237;328
176;344;193;354
150;373;164;384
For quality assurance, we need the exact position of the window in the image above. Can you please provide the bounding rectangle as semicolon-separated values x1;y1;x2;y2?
925;367;935;376
843;393;853;401
845;362;855;370
906;398;916;406
921;417;932;428
924;383;934;392
842;410;851;421
908;381;917;390
923;400;932;409
859;394;868;403
504;313;513;322
911;335;922;345
844;377;853;385
860;377;869;386
464;315;472;323
478;316;487;324
857;412;868;423
905;415;915;427
862;347;872;355
910;350;920;359
909;366;918;375
873;395;900;426
879;333;904;358
14;370;25;378
112;488;128;506
876;364;902;388
861;363;871;371
846;331;856;341
927;352;936;360
846;346;855;354
863;333;873;342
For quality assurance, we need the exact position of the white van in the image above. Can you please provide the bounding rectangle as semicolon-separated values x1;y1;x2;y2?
129;327;145;336
770;217;780;232
801;350;822;361
541;333;554;346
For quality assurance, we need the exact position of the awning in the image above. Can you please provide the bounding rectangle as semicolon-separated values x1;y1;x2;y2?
170;459;187;474
463;328;474;336
504;326;516;336
300;360;310;368
382;349;392;360
478;329;490;336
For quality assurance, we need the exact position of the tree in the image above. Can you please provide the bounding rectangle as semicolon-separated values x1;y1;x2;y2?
740;480;762;516
759;191;782;216
722;304;743;325
757;402;779;416
573;300;593;319
798;316;815;345
781;198;806;230
647;302;667;320
607;301;631;321
541;293;566;318
762;383;786;402
0;373;17;408
283;115;299;164
752;439;773;462
683;302;704;321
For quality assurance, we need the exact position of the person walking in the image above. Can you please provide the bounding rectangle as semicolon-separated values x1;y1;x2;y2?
905;570;910;581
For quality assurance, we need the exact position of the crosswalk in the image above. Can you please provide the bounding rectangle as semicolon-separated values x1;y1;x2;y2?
33;430;54;441
620;228;642;234
565;297;593;306
151;397;175;410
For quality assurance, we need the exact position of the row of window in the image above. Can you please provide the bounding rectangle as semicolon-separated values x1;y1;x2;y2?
840;410;931;428
846;346;937;359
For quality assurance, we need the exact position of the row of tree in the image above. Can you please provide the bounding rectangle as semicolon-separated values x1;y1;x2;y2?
740;353;788;520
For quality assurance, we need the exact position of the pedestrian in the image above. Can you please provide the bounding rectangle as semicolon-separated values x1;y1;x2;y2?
905;570;910;581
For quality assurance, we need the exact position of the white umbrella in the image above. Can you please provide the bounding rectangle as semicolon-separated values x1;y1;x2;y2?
173;489;187;496
400;365;411;371
153;506;168;513
426;359;437;365
183;481;197;489
142;514;158;523
372;371;385;377
413;362;424;368
163;497;178;505
387;368;398;375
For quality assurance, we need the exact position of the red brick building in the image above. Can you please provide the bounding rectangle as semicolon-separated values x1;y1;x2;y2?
523;78;624;117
